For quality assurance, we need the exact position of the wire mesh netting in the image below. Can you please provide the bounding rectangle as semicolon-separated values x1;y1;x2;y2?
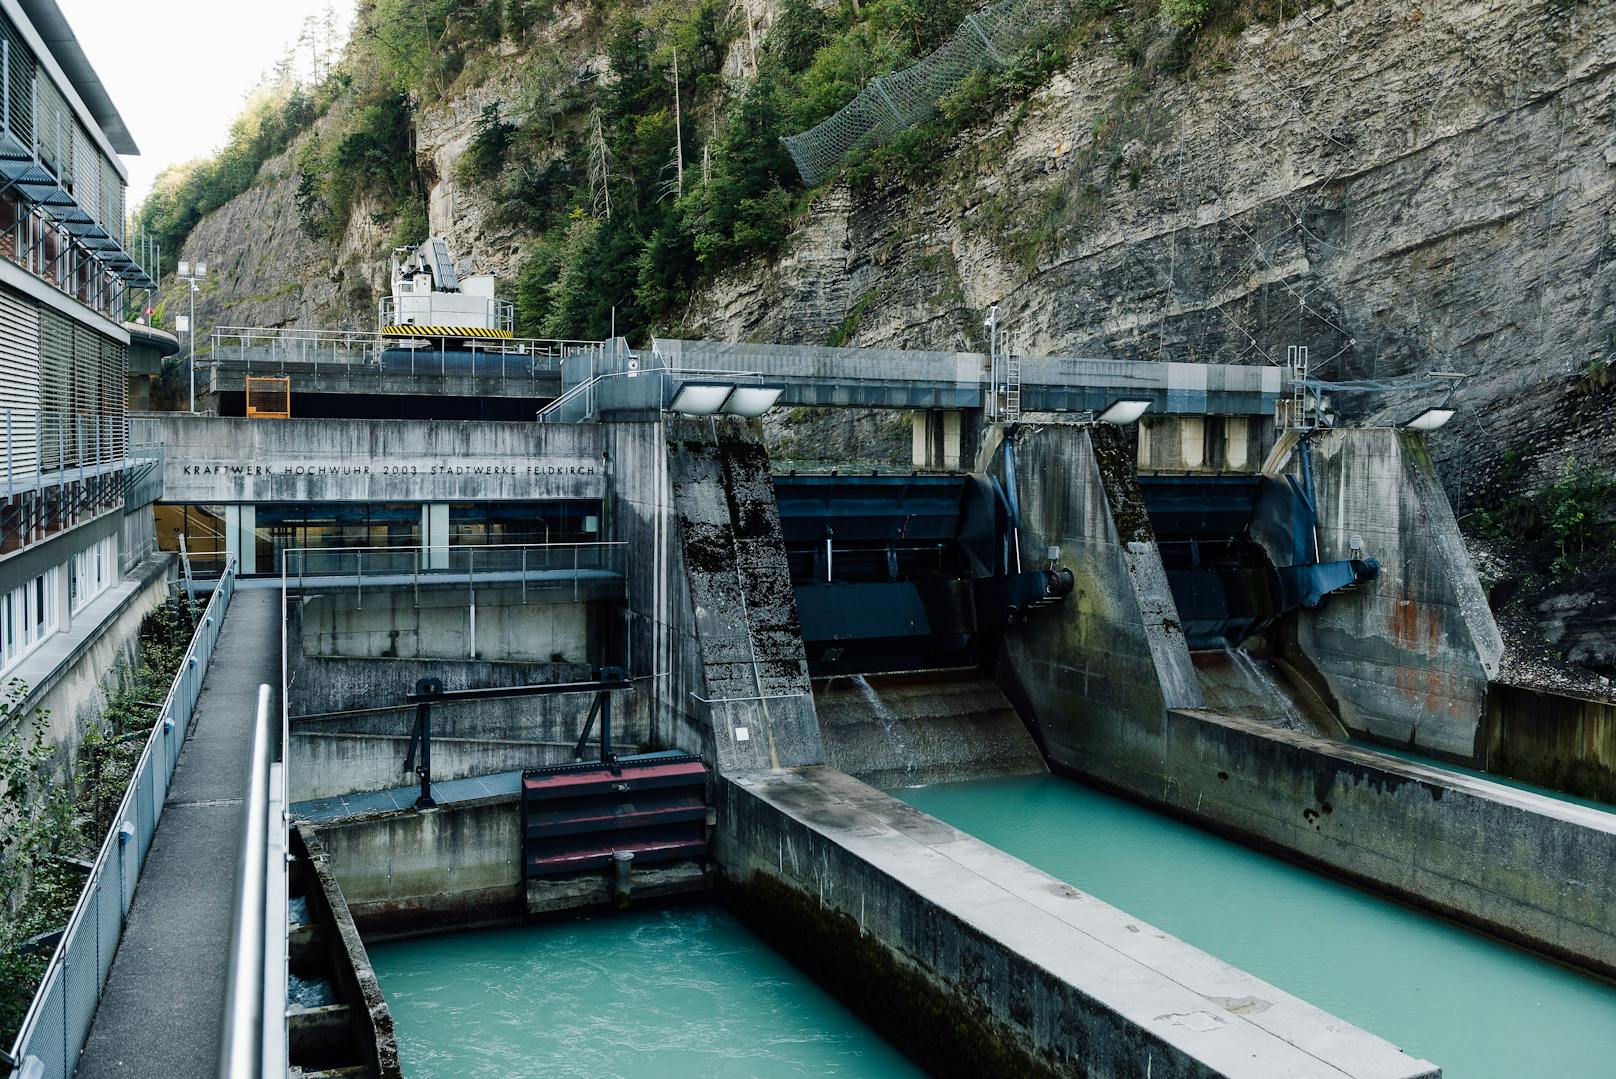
781;0;1076;186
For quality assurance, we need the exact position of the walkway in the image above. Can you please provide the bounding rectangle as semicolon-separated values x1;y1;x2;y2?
76;590;281;1078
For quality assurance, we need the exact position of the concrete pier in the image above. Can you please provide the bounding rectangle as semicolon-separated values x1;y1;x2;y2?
719;766;1438;1079
1288;430;1503;761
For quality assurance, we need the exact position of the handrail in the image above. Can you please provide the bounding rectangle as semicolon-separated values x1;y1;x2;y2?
218;683;284;1079
7;555;239;1077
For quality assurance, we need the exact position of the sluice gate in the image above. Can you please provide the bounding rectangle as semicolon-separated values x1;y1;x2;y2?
773;472;1072;676
1137;468;1378;651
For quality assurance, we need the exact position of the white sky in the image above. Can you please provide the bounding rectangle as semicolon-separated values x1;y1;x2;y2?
59;0;356;211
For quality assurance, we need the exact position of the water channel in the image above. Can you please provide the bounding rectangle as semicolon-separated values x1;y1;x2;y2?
370;905;923;1078
897;773;1616;1079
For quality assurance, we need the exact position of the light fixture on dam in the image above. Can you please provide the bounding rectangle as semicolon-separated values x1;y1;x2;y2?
1405;407;1456;431
669;381;785;418
721;384;785;418
1098;399;1152;425
669;381;738;416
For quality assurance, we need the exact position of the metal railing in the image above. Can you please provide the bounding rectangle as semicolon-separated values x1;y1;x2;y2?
218;683;287;1079
209;327;602;389
282;542;627;589
6;557;239;1079
2;411;132;497
378;295;516;335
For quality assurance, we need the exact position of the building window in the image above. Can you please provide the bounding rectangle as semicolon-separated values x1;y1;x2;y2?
70;534;116;614
2;565;59;676
253;503;423;573
447;502;602;546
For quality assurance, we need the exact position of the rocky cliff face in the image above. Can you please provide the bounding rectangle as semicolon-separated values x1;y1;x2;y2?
172;0;1615;679
687;0;1614;491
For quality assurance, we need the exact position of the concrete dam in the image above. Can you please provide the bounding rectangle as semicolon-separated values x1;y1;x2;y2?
24;310;1616;1077
88;318;1603;1079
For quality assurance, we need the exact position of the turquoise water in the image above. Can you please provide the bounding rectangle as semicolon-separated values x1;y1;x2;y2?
1351;738;1616;813
369;906;922;1078
897;774;1616;1079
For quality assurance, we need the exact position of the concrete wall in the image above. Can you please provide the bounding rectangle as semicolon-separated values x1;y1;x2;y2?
290;686;646;801
1136;414;1274;473
154;415;606;503
2;555;173;783
287;651;596;716
1484;681;1616;803
611;418;823;774
718;767;1436;1079
1292;430;1503;760
308;795;521;939
1131;708;1616;978
989;421;1203;776
293;585;603;663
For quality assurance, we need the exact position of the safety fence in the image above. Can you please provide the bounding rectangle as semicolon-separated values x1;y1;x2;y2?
5;557;239;1079
781;0;1074;185
1;411;133;495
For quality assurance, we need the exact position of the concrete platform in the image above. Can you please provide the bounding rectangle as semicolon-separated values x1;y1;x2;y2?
719;766;1439;1078
293;769;522;822
77;590;282;1079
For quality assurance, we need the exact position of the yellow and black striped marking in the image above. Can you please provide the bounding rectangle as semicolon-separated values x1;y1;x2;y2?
381;325;514;339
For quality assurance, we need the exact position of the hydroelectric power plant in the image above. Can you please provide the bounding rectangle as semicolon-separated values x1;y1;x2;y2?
0;2;1612;1073
1;224;1608;1079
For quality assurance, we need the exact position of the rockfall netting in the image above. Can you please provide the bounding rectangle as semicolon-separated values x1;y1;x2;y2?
781;0;1075;186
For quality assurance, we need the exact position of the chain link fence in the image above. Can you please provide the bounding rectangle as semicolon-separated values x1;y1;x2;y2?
7;559;238;1079
781;0;1075;185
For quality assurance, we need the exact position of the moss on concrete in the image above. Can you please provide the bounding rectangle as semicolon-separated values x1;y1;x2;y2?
1088;424;1155;544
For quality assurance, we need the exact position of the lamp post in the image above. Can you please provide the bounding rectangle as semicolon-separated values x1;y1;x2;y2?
177;259;207;412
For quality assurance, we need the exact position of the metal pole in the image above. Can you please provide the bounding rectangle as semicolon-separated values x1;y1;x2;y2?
189;279;196;413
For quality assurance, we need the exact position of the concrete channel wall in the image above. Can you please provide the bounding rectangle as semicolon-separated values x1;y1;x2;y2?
1483;681;1616;804
309;793;522;938
718;767;1437;1079
1140;709;1616;978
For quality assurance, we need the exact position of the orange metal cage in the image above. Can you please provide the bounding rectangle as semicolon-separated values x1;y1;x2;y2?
245;376;291;419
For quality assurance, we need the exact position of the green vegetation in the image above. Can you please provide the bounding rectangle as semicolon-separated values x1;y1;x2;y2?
0;602;196;1045
1471;455;1616;585
135;0;1306;340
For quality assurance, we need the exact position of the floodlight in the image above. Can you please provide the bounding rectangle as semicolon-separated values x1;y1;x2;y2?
196;261;208;277
177;260;189;276
1405;407;1455;431
1097;399;1152;425
721;385;785;418
669;382;735;416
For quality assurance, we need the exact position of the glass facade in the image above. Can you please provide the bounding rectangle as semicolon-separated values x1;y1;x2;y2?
151;501;606;575
447;502;600;546
254;503;422;572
